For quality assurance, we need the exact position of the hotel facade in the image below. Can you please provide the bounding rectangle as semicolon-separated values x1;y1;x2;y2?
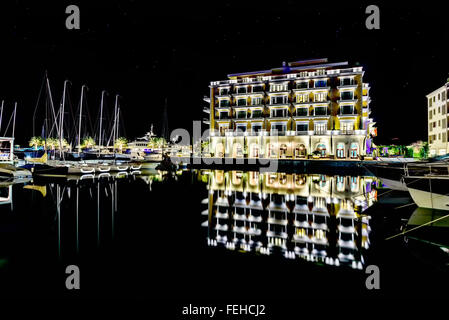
203;58;376;160
427;81;449;157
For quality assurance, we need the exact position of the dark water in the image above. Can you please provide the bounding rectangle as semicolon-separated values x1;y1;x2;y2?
0;169;447;302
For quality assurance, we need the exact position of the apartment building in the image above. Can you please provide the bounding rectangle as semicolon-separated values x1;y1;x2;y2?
427;81;449;156
203;58;376;159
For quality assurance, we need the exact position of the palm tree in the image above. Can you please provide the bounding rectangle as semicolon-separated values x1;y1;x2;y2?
81;137;96;149
148;137;166;148
46;137;59;150
114;137;128;153
29;136;43;149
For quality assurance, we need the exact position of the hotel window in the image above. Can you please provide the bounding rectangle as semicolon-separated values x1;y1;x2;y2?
219;99;230;107
316;69;326;76
299;71;308;77
296;107;308;116
340;77;354;86
296;123;308;132
270;83;288;92
314;92;327;102
252;109;263;118
252;124;262;132
236;110;247;119
444;119;448;129
443;132;447;143
314;122;327;134
443;91;446;100
251;97;262;105
296;81;309;89
314;106;327;116
219;88;229;95
237;98;247;106
428;98;432;107
236;124;247;132
219;111;229;119
314;79;327;88
271;123;286;133
271;108;287;117
439;94;441;100
341;91;354;100
439;107;441;113
271;95;288;104
252;85;263;93
443;105;447;114
429;111;432;119
341;105;354;115
236;86;247;94
296;93;309;103
341;121;354;133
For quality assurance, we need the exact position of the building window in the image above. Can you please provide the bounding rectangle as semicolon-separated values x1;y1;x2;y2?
296;107;308;116
271;123;286;133
236;124;247;132
296;81;309;89
271;108;287;117
251;97;262;105
336;143;345;158
341;121;354;133
429;110;433;120
294;144;306;158
252;109;263;118
219;88;229;95
252;124;262;132
236;110;247;119
314;92;327;102
314;123;327;134
252;85;263;93
296;93;309;103
219;99;230;107
314;106;328;116
271;95;288;104
341;91;354;100
315;143;326;157
296;123;308;132
315;79;327;88
340;78;355;86
280;144;288;158
350;143;358;158
236;87;247;94
237;98;247;106
219;111;229;119
341;105;354;115
270;83;288;92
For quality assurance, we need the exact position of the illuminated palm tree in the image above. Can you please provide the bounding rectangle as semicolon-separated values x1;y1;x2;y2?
46;137;59;150
114;137;128;153
29;136;43;149
81;136;96;149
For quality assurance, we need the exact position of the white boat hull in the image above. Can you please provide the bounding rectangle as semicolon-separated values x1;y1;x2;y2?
408;187;449;211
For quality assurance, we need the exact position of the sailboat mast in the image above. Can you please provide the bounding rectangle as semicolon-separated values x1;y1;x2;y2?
113;94;118;153
78;85;86;154
12;102;17;139
0;100;4;134
99;90;106;153
60;80;68;158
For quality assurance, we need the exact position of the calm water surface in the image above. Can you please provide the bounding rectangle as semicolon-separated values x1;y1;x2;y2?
0;169;447;299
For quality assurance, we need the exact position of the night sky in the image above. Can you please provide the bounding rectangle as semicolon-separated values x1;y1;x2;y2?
0;0;448;145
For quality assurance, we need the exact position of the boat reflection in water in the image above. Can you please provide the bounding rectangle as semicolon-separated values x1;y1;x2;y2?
202;170;378;269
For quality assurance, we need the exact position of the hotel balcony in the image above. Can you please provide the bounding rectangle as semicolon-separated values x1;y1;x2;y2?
203;118;210;125
338;97;358;103
332;129;366;136
313;130;332;136
295;130;314;136
203;96;211;103
203;107;210;114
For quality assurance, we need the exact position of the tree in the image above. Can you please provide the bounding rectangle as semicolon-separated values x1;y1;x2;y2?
29;136;43;149
419;142;429;159
114;137;128;152
81;137;96;149
46;138;59;150
147;137;166;149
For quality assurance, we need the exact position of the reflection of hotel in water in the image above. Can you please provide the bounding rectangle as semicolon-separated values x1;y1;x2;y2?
202;171;377;268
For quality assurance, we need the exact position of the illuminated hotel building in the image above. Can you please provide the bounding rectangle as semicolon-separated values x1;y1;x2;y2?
201;170;377;268
203;58;376;159
427;81;449;157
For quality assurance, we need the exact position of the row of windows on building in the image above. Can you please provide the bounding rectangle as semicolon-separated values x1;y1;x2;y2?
217;105;356;119
217;78;357;95
429;117;448;131
217;91;355;107
428;104;447;120
428;90;447;107
217;121;355;134
429;132;447;144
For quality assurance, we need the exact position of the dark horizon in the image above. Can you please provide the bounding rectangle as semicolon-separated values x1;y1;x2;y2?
1;1;448;146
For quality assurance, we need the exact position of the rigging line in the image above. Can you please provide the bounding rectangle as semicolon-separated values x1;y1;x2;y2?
2;110;14;137
32;73;46;137
385;213;449;241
